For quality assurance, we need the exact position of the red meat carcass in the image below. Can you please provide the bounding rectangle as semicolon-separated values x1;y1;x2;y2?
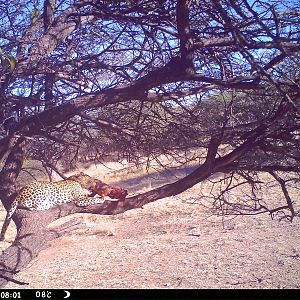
90;180;128;201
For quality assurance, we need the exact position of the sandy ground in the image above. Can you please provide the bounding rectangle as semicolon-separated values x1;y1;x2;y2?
1;162;300;289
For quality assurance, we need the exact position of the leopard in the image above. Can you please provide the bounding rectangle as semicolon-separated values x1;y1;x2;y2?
0;172;105;241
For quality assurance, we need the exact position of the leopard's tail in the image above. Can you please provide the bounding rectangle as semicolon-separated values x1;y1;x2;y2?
0;200;18;241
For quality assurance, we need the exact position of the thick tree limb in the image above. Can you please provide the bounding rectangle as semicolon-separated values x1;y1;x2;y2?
0;137;27;210
176;0;194;74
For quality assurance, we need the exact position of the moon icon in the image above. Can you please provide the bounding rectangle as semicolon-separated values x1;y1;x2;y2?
63;290;71;298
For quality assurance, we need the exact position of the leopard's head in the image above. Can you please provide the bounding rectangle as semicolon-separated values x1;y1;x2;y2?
67;172;97;190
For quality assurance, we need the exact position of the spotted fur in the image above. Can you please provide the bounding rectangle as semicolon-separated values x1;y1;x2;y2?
0;172;104;241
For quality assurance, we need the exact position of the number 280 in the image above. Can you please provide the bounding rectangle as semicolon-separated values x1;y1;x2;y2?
35;291;52;298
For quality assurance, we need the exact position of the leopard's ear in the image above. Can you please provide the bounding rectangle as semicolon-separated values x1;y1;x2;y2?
80;172;85;175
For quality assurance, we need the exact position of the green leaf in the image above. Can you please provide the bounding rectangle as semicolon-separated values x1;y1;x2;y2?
7;55;16;72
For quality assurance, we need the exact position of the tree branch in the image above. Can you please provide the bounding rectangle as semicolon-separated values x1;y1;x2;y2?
176;0;194;75
269;171;296;221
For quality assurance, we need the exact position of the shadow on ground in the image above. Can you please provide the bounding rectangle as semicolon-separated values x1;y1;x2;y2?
112;165;199;193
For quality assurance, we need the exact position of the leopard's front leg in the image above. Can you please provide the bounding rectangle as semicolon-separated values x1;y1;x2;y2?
74;195;106;207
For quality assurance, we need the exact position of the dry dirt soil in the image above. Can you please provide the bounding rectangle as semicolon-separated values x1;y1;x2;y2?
1;162;300;289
